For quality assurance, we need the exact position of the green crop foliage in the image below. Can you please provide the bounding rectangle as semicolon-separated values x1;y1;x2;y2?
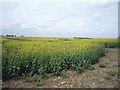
99;64;106;68
2;36;120;80
103;76;111;80
113;65;120;67
107;72;117;76
59;71;67;79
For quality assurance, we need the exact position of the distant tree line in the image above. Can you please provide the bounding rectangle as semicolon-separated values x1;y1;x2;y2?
2;34;24;37
6;34;16;37
73;37;92;39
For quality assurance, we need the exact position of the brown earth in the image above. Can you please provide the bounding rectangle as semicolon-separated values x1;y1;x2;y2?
3;48;119;88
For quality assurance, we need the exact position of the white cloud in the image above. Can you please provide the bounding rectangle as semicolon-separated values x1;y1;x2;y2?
93;13;102;18
73;22;85;27
0;3;2;34
20;24;28;29
2;2;118;38
0;0;119;2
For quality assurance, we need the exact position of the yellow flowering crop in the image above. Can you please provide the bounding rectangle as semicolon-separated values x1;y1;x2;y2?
2;36;120;80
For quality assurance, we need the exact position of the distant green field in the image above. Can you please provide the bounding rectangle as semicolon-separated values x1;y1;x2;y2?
2;36;120;80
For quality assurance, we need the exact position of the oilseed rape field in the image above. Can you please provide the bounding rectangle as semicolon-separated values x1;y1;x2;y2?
2;36;120;81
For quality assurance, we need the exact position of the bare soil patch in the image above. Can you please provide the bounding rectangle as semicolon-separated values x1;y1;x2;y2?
3;48;119;88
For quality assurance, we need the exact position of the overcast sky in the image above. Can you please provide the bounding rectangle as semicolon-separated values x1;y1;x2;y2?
1;1;118;38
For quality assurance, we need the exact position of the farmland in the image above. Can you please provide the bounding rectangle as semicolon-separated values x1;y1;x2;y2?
2;36;120;81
